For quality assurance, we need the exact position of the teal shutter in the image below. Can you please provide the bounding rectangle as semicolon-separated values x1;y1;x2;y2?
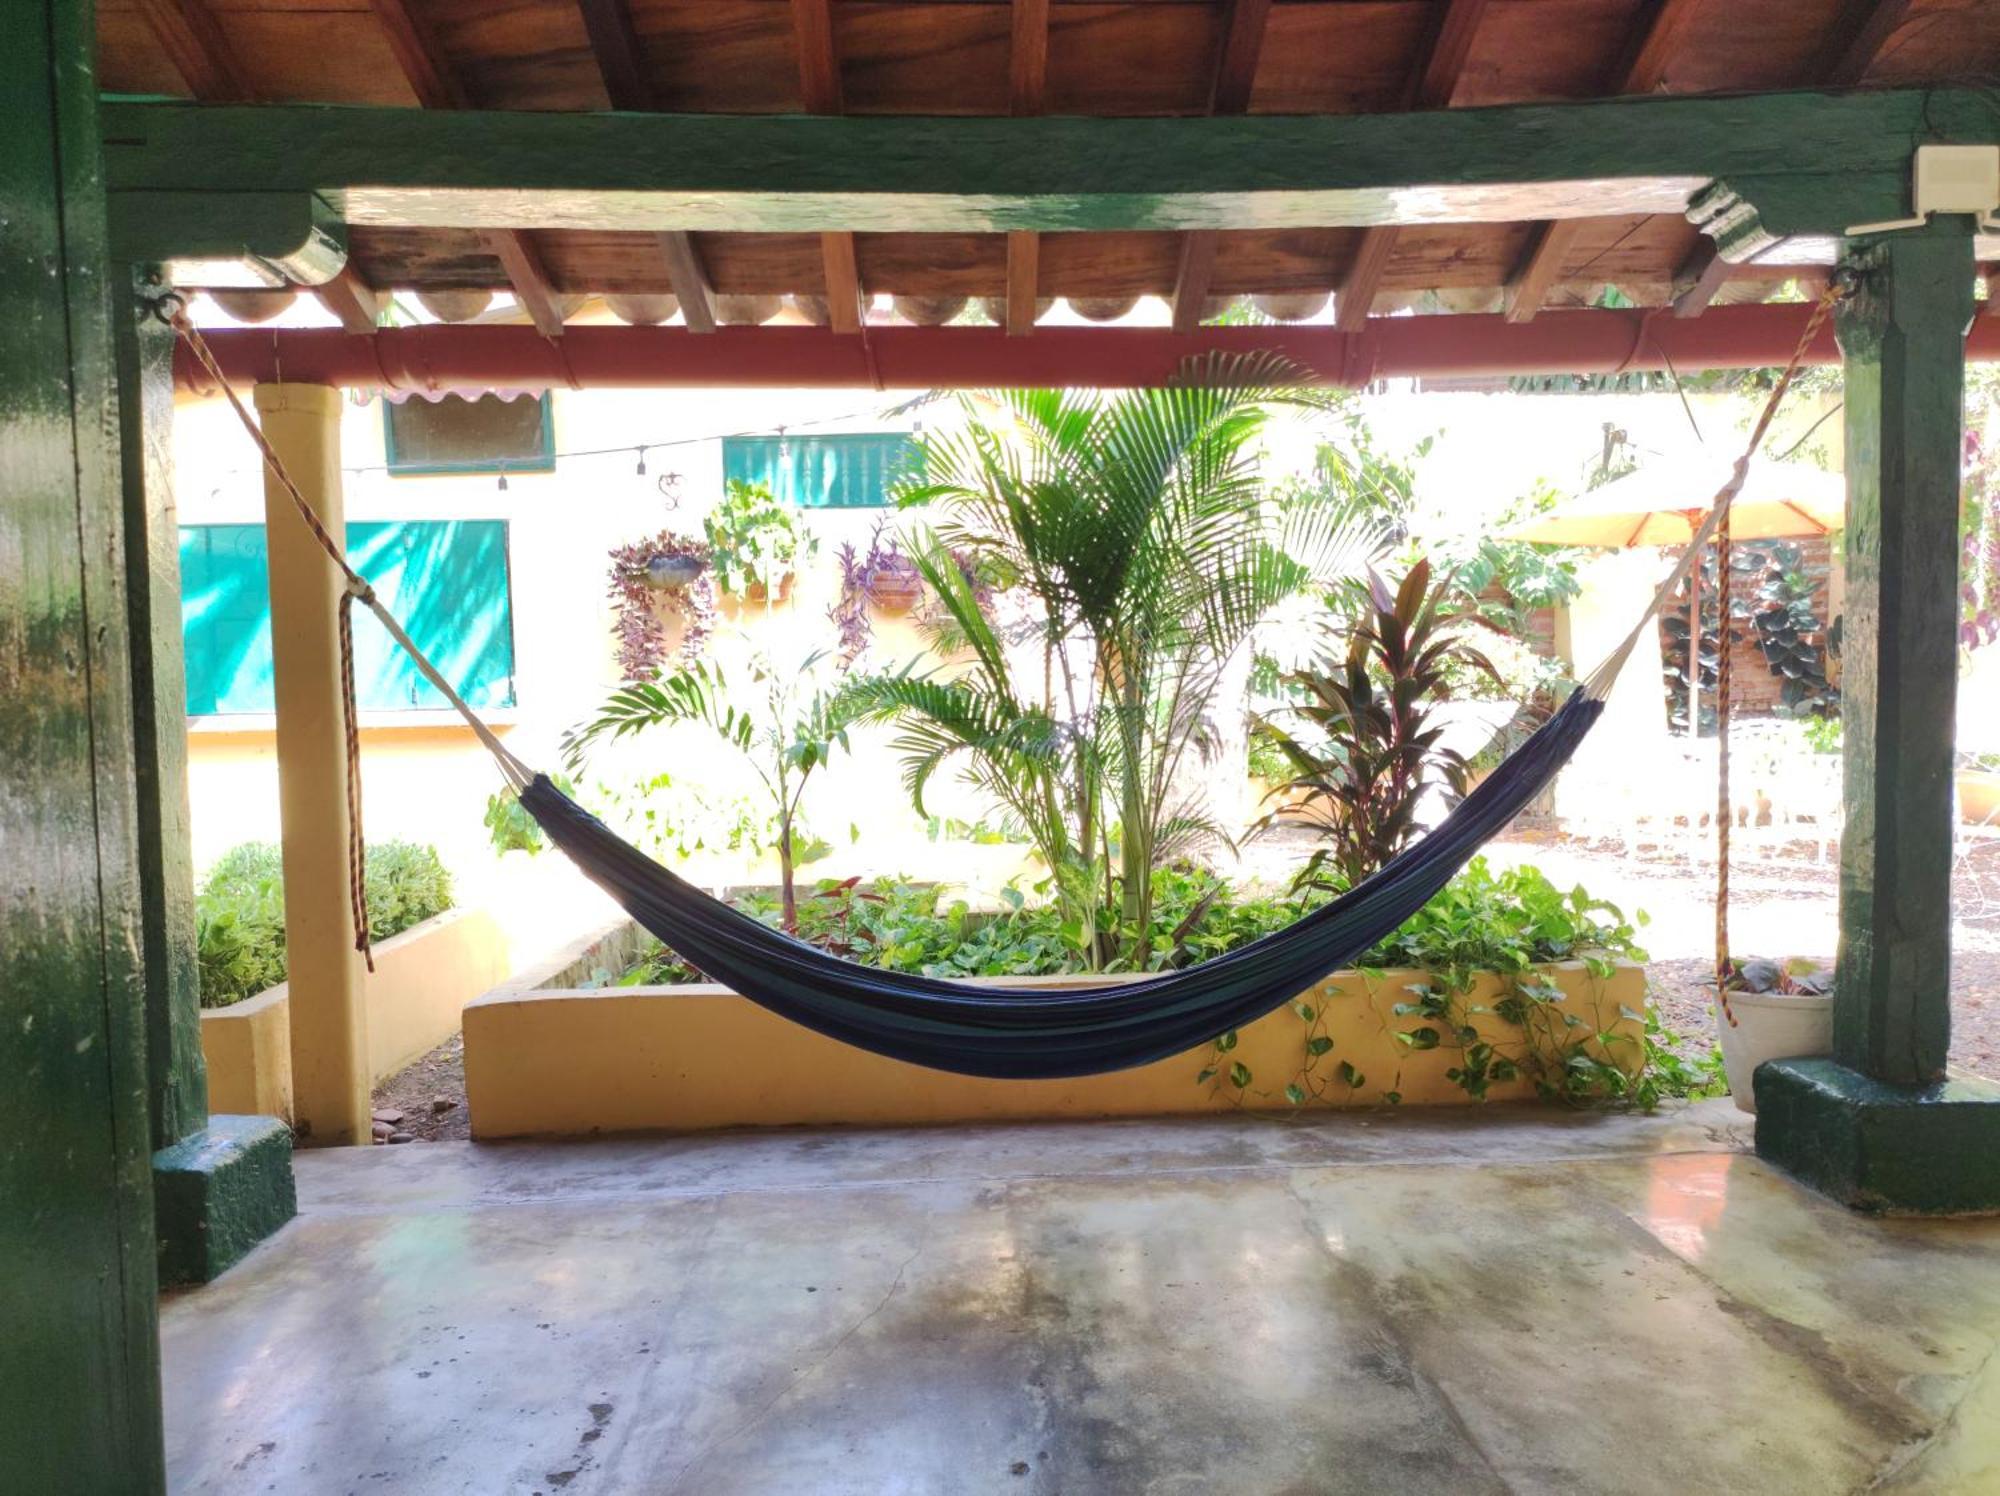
723;433;918;508
179;520;517;714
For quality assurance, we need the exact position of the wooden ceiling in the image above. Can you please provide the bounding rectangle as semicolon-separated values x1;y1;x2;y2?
99;0;2000;332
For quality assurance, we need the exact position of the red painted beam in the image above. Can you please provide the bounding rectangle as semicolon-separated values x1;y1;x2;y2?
173;304;2000;396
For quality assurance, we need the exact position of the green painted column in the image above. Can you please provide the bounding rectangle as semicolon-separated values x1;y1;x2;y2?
1831;226;1975;1086
117;272;297;1284
0;0;167;1488
1756;220;2000;1215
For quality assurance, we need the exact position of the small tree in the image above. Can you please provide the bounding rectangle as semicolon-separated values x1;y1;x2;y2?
1258;559;1501;890
561;650;864;931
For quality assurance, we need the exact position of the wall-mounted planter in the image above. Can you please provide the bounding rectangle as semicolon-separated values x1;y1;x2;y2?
464;953;1646;1138
1958;768;2000;826
865;568;925;614
732;571;795;606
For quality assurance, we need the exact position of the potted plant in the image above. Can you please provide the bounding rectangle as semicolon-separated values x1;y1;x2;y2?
831;524;928;663
1959;749;2000;826
1714;957;1833;1113
704;478;815;603
607;530;715;679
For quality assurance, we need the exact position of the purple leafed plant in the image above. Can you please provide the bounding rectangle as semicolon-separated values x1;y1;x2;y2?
829;521;927;663
608;529;716;679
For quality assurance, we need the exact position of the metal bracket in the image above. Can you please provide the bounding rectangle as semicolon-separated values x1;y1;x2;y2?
1846;145;2000;237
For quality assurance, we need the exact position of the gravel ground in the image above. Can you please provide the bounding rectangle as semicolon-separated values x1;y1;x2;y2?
372;830;2000;1139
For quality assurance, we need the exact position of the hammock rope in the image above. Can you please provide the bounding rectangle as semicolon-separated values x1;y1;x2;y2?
168;283;1845;1077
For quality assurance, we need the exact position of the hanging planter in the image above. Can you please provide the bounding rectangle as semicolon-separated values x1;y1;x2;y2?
831;522;927;662
703;478;815;603
608;530;715;677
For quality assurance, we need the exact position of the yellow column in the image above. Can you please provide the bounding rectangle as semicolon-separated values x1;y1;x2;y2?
254;383;371;1146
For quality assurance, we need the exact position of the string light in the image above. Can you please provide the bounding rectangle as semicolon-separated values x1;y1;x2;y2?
497;473;509;492
634;445;648;476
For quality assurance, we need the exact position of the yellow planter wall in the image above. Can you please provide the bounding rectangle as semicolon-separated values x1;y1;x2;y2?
463;961;1646;1139
201;906;511;1121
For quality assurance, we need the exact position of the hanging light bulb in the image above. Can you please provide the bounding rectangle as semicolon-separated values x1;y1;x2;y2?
776;424;789;461
498;473;509;492
635;446;648;477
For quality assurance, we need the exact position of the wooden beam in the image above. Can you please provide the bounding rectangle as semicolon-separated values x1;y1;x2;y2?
1345;0;1494;329
311;265;383;334
1506;0;1709;322
1005;230;1039;337
1170;234;1220;335
1009;0;1049;115
820;230;865;334
788;0;861;333
134;0;253;102
102;91;1991;238
1670;240;1733;319
1504;220;1587;323
1208;0;1272;114
1612;0;1709;96
1407;0;1489;111
1811;0;1916;86
656;231;716;333
576;0;654;111
486;231;565;339
366;0;467;109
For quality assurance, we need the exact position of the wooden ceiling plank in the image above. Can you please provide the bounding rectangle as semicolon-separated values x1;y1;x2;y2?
366;0;466;110
657;232;717;333
487;232;566;339
1336;228;1400;332
1169;0;1273;333
790;0;842;114
821;230;865;334
1006;230;1039;338
313;265;383;334
1670;240;1733;318
1408;0;1490;111
133;0;252;103
1812;0;1917;86
576;0;654;112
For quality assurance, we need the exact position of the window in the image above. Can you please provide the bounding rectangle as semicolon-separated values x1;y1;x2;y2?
179;520;517;716
722;432;919;509
383;392;554;476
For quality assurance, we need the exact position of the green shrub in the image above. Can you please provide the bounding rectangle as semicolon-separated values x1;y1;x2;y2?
194;840;454;1008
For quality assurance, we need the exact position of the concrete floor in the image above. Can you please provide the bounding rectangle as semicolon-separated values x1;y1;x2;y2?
162;1103;2000;1496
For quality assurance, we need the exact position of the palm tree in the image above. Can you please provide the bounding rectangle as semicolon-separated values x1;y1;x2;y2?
857;354;1378;969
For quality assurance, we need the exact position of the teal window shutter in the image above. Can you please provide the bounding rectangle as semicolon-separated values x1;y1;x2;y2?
722;432;919;508
179;520;518;715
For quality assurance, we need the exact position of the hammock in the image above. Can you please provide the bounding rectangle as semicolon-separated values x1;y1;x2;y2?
171;291;1837;1080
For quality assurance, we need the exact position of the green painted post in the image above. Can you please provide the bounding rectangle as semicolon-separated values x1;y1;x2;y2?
0;0;167;1487
117;270;211;1146
1832;226;1976;1085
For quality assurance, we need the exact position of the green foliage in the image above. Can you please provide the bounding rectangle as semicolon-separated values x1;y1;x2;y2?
483;772;575;856
562;650;868;929
857;354;1375;969
195;840;454;1008
1261;559;1502;890
703;478;815;597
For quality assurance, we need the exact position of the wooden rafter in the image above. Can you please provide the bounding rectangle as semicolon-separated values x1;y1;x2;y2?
789;0;863;333
1171;0;1272;334
1670;240;1733;319
1339;0;1490;333
656;232;716;334
1811;0;1915;86
1005;0;1050;336
363;0;567;335
312;266;383;335
487;232;566;339
134;0;252;103
1505;0;1705;323
576;0;653;111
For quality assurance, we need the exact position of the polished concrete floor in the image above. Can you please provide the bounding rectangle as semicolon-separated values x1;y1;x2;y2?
162;1101;2000;1495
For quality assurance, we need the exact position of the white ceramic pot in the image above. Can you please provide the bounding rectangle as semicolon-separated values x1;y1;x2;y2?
1715;991;1833;1113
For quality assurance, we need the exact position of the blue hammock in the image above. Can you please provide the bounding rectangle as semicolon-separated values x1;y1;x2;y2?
512;688;1605;1079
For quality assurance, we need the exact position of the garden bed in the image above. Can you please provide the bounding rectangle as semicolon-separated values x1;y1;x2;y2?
201;906;511;1121
462;947;1646;1138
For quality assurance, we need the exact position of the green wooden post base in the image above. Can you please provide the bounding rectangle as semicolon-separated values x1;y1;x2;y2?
1755;1059;2000;1216
152;1116;298;1286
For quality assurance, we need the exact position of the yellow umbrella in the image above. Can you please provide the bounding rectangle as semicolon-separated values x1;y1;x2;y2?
1509;461;1844;548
